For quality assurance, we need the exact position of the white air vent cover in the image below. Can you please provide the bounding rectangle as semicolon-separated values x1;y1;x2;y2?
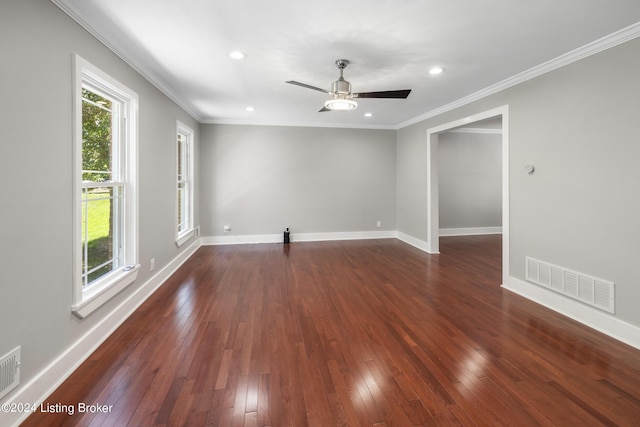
0;347;20;400
526;257;614;313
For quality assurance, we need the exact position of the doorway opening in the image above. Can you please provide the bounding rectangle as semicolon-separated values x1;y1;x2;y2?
426;105;509;285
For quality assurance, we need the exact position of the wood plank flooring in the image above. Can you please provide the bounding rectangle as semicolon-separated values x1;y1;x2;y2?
23;236;640;426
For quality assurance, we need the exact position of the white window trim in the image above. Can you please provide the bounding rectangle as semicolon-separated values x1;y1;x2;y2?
175;120;195;247
72;55;139;318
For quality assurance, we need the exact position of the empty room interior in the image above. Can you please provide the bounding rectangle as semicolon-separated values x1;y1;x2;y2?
2;1;640;426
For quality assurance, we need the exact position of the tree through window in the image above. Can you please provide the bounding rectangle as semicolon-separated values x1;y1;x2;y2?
73;55;139;318
81;88;123;286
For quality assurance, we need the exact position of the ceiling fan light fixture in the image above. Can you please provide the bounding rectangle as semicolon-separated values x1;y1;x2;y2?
287;59;411;112
324;98;357;111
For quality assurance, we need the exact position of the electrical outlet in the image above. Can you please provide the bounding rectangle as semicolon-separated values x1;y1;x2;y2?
150;258;155;271
224;225;231;232
376;220;381;228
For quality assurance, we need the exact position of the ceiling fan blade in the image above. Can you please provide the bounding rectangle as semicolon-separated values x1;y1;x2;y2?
353;89;411;99
319;106;330;112
286;81;330;94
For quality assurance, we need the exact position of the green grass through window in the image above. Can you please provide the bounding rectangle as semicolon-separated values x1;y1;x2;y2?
83;190;113;283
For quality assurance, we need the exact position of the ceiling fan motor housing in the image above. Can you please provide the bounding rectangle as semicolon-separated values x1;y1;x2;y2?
331;59;352;96
331;77;351;96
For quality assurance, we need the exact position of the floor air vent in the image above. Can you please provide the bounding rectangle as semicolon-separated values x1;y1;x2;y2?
0;347;20;400
526;257;614;314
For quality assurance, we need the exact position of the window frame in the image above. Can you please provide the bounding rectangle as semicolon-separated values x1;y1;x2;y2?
175;121;195;247
72;55;139;318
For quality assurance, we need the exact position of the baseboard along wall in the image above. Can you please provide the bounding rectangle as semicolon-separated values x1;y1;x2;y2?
5;228;640;427
3;241;200;427
438;226;502;236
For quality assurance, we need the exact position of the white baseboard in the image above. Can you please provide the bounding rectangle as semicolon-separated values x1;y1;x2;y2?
293;230;396;242
395;232;640;350
439;226;502;236
3;240;201;427
396;231;432;253
503;276;640;350
201;230;397;245
6;234;638;427
204;232;640;351
201;233;281;245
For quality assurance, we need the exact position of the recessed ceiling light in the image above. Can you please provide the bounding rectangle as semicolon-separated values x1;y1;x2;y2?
364;112;373;117
229;50;247;60
245;106;255;112
429;66;445;75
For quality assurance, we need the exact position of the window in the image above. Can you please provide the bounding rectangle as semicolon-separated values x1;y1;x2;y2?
72;55;139;318
176;121;194;246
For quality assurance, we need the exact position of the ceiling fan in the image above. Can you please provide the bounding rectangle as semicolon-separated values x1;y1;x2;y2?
286;59;411;112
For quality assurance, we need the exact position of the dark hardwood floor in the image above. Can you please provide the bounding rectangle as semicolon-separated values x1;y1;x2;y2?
23;236;640;426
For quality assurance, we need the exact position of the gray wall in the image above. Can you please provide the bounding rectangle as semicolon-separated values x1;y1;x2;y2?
438;131;502;229
397;36;640;327
200;125;396;237
2;0;640;407
0;0;199;395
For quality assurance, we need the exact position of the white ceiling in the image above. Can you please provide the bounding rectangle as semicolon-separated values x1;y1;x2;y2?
53;0;640;129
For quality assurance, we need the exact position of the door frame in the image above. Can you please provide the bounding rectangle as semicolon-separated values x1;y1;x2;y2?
426;105;509;285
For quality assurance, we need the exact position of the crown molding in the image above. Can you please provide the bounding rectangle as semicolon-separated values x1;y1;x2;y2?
396;21;640;130
202;118;397;130
51;0;203;123
51;0;640;130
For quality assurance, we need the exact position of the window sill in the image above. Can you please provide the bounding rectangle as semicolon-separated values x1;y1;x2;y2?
72;264;140;319
176;229;195;247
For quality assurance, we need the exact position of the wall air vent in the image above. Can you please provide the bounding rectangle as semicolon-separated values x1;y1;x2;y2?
0;347;20;400
525;257;614;314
